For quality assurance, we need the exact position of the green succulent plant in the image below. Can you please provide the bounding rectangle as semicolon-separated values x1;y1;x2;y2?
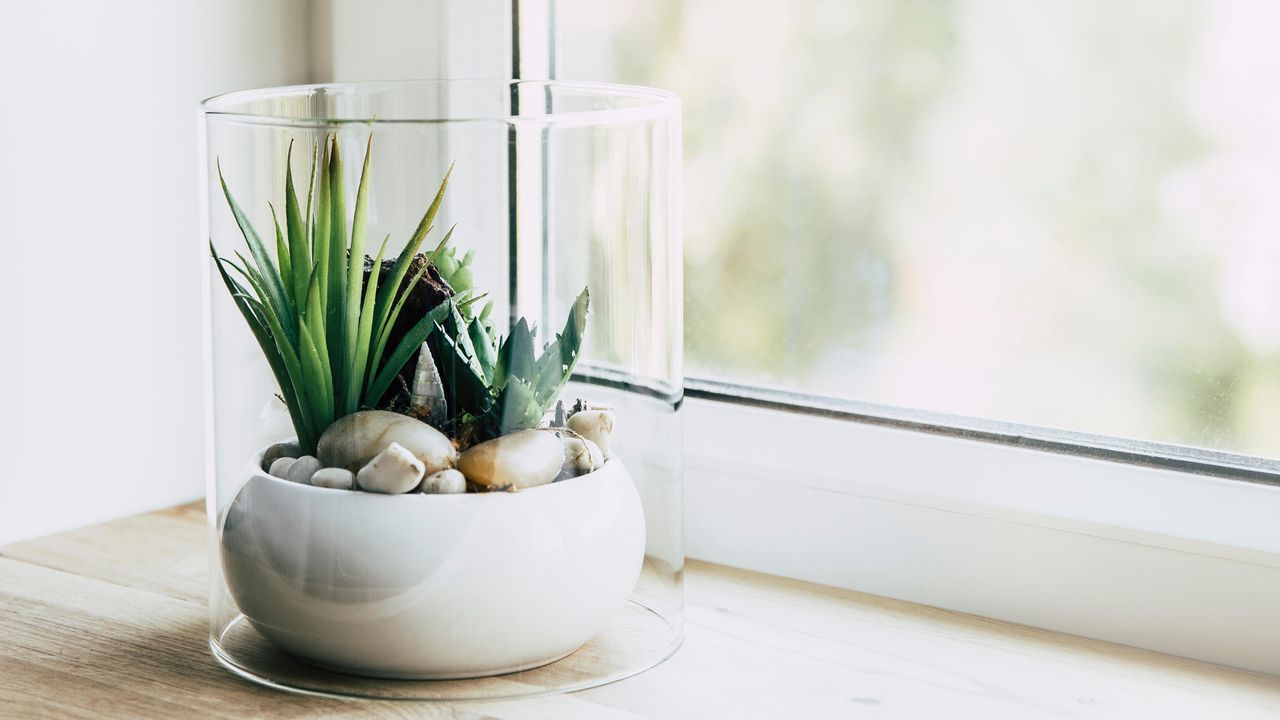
427;289;590;442
210;135;454;454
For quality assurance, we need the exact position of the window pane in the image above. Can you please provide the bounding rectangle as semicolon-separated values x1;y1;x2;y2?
558;0;1280;460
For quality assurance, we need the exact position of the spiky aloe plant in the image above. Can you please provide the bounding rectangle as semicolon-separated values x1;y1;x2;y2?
210;135;454;454
426;289;590;442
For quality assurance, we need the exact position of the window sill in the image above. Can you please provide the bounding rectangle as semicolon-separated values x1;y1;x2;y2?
2;503;1276;717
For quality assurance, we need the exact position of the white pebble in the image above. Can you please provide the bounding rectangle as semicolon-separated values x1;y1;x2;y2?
567;410;614;455
420;468;466;494
317;410;457;475
268;457;296;479
310;467;355;490
582;438;604;471
561;434;604;476
357;442;426;494
286;455;323;485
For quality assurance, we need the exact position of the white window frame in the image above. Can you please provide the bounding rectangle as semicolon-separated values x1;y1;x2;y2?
681;382;1280;675
519;0;1280;675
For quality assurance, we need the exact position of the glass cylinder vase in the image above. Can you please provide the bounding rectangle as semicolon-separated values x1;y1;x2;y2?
199;80;682;700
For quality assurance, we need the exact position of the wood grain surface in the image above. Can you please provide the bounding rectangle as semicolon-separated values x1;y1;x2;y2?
2;503;1279;719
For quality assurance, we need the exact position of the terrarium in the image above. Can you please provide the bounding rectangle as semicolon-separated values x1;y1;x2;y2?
199;80;682;700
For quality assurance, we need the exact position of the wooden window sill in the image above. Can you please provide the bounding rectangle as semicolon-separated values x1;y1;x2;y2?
1;503;1277;718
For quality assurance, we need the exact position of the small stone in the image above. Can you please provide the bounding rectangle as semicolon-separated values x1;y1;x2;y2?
458;430;564;490
261;441;300;471
582;438;604;470
317;410;457;475
310;467;355;490
561;434;604;477
268;457;296;479
286;455;323;485
356;442;426;494
420;468;466;494
567;410;614;455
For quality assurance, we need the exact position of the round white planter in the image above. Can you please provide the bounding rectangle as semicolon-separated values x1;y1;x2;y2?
219;447;646;679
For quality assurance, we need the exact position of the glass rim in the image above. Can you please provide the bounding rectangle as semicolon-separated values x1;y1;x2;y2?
200;79;681;128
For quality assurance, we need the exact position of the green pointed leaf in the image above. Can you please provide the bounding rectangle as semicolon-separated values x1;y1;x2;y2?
370;166;453;346
467;316;496;382
211;244;313;450
493;377;541;434
533;288;590;403
426;224;457;266
443;300;485;378
270;203;291;302
298;320;334;430
305;142;318;258
532;337;564;402
348;234;389;411
326;136;347;394
366;223;456;374
218;162;296;341
227;250;298;349
314;138;332;314
431;326;495;419
303;265;331;408
285;140;311;307
494;318;536;389
240;293;315;450
368;263;428;392
342;134;374;413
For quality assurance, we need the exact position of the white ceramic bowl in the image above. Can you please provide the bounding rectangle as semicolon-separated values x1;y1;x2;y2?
219;448;646;679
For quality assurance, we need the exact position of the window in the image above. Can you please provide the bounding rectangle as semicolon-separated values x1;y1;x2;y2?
558;0;1280;463
552;0;1280;675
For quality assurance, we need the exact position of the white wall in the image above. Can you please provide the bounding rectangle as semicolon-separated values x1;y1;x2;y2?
307;0;508;81
0;1;309;545
0;0;523;546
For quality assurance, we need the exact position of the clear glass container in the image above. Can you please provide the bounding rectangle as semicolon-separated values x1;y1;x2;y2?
199;80;682;700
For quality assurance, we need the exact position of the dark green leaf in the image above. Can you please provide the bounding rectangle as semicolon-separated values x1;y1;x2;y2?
492;377;541;434
432;327;495;419
467;316;496;382
494;318;536;389
326;136;347;395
